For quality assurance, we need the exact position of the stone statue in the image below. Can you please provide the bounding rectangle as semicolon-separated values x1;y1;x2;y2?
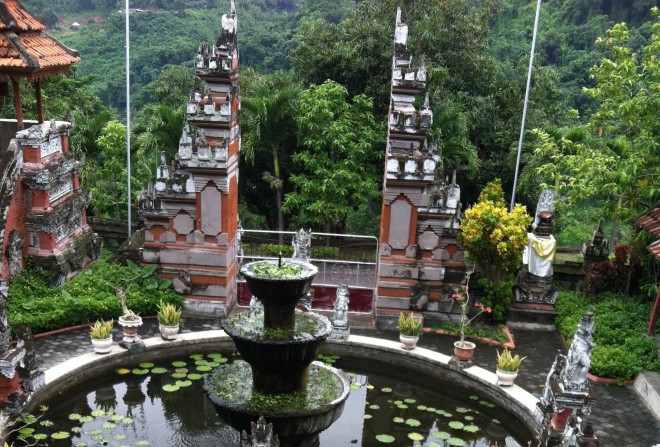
292;229;312;262
562;415;579;447
241;416;279;447
561;308;596;392
0;283;11;355
394;8;408;47
333;284;349;328
236;219;244;259
155;151;169;192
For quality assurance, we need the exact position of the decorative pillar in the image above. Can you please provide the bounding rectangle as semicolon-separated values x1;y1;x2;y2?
376;8;466;328
139;0;240;316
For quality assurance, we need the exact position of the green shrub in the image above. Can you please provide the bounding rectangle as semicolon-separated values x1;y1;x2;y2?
7;252;183;334
555;291;660;381
477;279;514;323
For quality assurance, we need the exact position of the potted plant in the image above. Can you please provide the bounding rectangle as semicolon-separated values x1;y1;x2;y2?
397;312;423;350
452;271;491;362
90;319;113;354
117;289;143;343
157;300;182;340
496;348;526;386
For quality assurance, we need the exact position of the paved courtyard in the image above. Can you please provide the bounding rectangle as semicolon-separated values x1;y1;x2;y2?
33;318;660;446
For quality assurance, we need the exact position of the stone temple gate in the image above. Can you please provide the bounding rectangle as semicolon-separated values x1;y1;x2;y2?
138;4;467;325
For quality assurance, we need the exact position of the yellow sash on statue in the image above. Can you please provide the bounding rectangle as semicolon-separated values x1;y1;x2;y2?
530;234;557;262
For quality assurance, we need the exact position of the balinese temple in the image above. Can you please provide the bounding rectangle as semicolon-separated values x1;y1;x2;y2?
376;9;466;326
0;0;80;129
0;0;100;286
139;0;240;316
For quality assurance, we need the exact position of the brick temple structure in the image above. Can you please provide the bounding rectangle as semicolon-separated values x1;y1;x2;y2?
139;0;240;316
376;9;467;326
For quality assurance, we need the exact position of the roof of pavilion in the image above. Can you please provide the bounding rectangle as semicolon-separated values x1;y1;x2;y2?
0;0;79;80
636;204;660;260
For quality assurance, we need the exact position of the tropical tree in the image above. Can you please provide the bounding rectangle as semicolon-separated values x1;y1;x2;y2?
283;80;383;233
241;71;301;240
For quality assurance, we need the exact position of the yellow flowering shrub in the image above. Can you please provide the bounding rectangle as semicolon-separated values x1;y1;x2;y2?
458;180;531;282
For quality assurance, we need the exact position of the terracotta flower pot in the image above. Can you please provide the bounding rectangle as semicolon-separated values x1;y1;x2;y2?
453;340;476;361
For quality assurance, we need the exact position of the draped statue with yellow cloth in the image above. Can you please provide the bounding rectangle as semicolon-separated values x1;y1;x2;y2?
523;232;557;277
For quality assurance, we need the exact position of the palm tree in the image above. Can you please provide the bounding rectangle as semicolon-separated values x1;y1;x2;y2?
241;73;301;242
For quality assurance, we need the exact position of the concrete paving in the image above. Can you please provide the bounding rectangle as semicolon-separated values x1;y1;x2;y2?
33;318;660;446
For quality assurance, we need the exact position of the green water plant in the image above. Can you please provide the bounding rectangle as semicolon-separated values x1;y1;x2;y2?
251;261;303;278
397;312;422;336
90;319;113;339
496;348;526;372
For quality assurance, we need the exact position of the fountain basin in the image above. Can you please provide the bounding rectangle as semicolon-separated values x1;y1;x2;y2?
204;361;349;445
240;260;318;330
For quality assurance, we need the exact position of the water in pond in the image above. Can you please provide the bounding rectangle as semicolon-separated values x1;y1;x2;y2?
14;352;534;447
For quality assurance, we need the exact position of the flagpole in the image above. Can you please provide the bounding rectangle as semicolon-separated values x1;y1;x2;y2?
510;0;542;212
125;0;132;236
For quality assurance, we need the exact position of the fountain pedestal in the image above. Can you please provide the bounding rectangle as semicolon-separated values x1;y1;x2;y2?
205;260;350;446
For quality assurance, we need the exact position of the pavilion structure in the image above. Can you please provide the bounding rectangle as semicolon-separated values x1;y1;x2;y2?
636;205;660;333
0;0;79;128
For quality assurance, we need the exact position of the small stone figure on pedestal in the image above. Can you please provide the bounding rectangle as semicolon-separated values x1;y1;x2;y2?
582;219;610;271
292;228;311;263
241;416;280;447
561;308;596;392
331;284;350;340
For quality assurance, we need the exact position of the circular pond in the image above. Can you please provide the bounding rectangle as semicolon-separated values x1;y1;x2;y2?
13;349;536;447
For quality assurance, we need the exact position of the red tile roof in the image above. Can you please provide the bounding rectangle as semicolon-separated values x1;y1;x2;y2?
0;0;45;32
0;31;79;70
636;205;660;260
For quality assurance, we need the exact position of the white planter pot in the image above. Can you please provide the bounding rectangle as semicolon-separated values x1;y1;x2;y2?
399;334;419;350
118;316;143;343
496;368;518;386
91;336;113;354
159;323;180;340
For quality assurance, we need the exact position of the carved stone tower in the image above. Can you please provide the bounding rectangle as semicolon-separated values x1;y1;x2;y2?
376;9;466;326
139;0;240;315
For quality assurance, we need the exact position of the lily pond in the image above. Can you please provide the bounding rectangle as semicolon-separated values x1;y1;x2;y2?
12;352;534;446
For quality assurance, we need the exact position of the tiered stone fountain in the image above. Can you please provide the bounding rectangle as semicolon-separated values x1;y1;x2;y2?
204;259;350;447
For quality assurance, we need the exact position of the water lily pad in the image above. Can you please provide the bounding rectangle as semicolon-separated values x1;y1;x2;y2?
447;438;466;446
492;418;501;424
408;432;424;441
206;353;223;359
216;357;228;363
417;405;427;411
132;368;149;375
172;361;187;368
367;384;374;390
162;384;180;392
116;368;130;375
111;414;124;421
463;424;480;433
426;406;436;412
18;427;34;436
196;365;212;372
33;434;47;440
369;404;380;410
393;400;402;405
350;383;362;390
151;367;168;374
393;417;404;423
86;429;102;436
405;418;421;427
396;404;408;409
122;417;133;424
115;434;127;440
51;431;70;440
456;407;469;413
91;410;105;417
139;362;154;369
195;360;208;366
206;362;220;368
175;368;188;374
102;422;116;429
71;427;83;433
403;398;416;404
40;420;53;427
363;414;372;419
469;395;479;400
449;421;464;430
464;415;474;421
431;431;451;440
172;372;187;379
74;442;88;447
136;441;151;446
79;416;94;423
375;434;395;443
429;443;441;447
381;387;392;393
187;373;203;380
68;413;81;420
176;380;192;387
442;412;453;418
190;354;203;360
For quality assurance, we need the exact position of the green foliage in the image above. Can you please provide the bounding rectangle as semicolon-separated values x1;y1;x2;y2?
7;252;182;334
496;348;525;372
477;279;514;324
251;261;303;278
458;181;532;282
283;80;383;231
89;319;113;339
554;292;659;380
157;301;182;326
397;312;422;336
